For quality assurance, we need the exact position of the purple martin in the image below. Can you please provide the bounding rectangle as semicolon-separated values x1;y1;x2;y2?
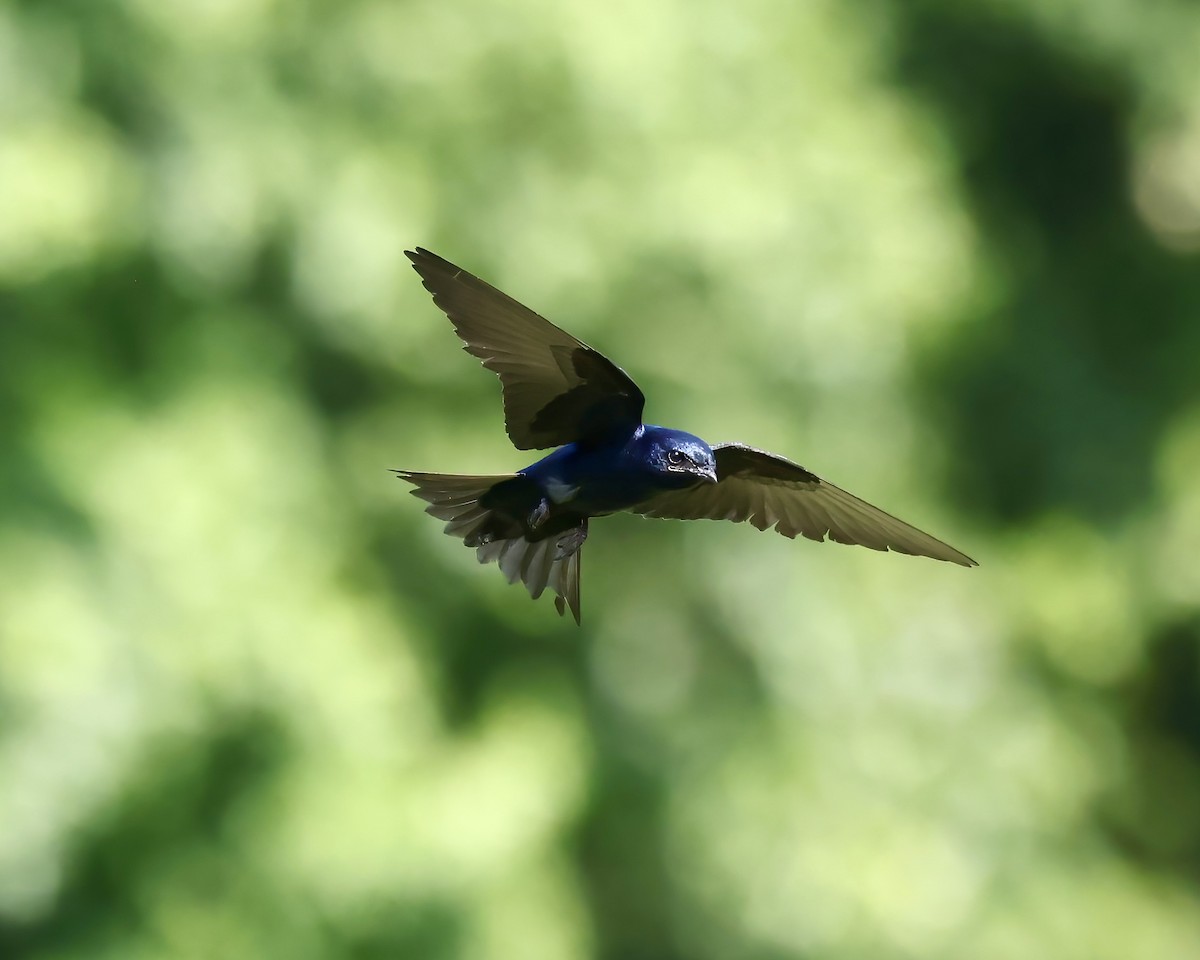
395;249;976;623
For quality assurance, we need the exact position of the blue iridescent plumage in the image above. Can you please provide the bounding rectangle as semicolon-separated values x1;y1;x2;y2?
395;249;975;623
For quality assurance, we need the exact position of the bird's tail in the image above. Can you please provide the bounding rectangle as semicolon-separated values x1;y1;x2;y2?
393;471;586;623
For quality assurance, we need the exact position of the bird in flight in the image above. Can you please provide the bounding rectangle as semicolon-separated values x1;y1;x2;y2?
395;249;976;623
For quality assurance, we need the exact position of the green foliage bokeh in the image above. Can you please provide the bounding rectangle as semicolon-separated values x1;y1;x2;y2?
2;1;1200;958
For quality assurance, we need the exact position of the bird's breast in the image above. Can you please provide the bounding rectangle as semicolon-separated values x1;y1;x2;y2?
523;442;666;517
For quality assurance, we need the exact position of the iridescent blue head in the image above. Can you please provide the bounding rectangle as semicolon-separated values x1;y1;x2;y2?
638;425;718;488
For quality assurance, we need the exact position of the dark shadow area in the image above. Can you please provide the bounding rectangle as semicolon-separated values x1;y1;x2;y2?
577;760;684;960
887;3;1200;523
1104;616;1200;883
0;712;289;956
576;586;774;960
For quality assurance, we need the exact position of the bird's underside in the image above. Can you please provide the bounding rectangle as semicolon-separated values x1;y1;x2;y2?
395;248;977;624
396;470;588;622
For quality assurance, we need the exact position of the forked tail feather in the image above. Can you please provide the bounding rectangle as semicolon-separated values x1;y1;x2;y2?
393;470;586;623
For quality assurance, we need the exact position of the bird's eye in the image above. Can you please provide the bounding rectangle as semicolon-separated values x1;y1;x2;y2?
667;449;686;465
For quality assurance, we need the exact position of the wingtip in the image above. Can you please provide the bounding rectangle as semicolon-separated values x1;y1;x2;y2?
405;247;444;270
936;547;978;568
918;544;978;567
938;540;979;567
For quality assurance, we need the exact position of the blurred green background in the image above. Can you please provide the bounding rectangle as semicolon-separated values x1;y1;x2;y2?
3;0;1200;957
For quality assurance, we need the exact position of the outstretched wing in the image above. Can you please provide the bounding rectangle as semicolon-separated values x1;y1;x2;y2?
633;444;977;566
406;248;645;450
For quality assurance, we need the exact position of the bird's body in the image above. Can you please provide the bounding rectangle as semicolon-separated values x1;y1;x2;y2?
396;248;976;622
519;425;716;522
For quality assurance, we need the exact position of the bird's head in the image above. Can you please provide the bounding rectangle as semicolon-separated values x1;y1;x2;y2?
641;426;719;488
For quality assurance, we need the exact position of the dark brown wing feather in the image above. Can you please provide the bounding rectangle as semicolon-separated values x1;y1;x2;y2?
634;444;977;566
406;248;644;450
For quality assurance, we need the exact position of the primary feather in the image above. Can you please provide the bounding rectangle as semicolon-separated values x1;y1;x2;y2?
634;444;976;567
396;251;977;623
405;248;644;450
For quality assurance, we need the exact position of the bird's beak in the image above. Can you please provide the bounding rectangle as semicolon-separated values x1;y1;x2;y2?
700;465;718;484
